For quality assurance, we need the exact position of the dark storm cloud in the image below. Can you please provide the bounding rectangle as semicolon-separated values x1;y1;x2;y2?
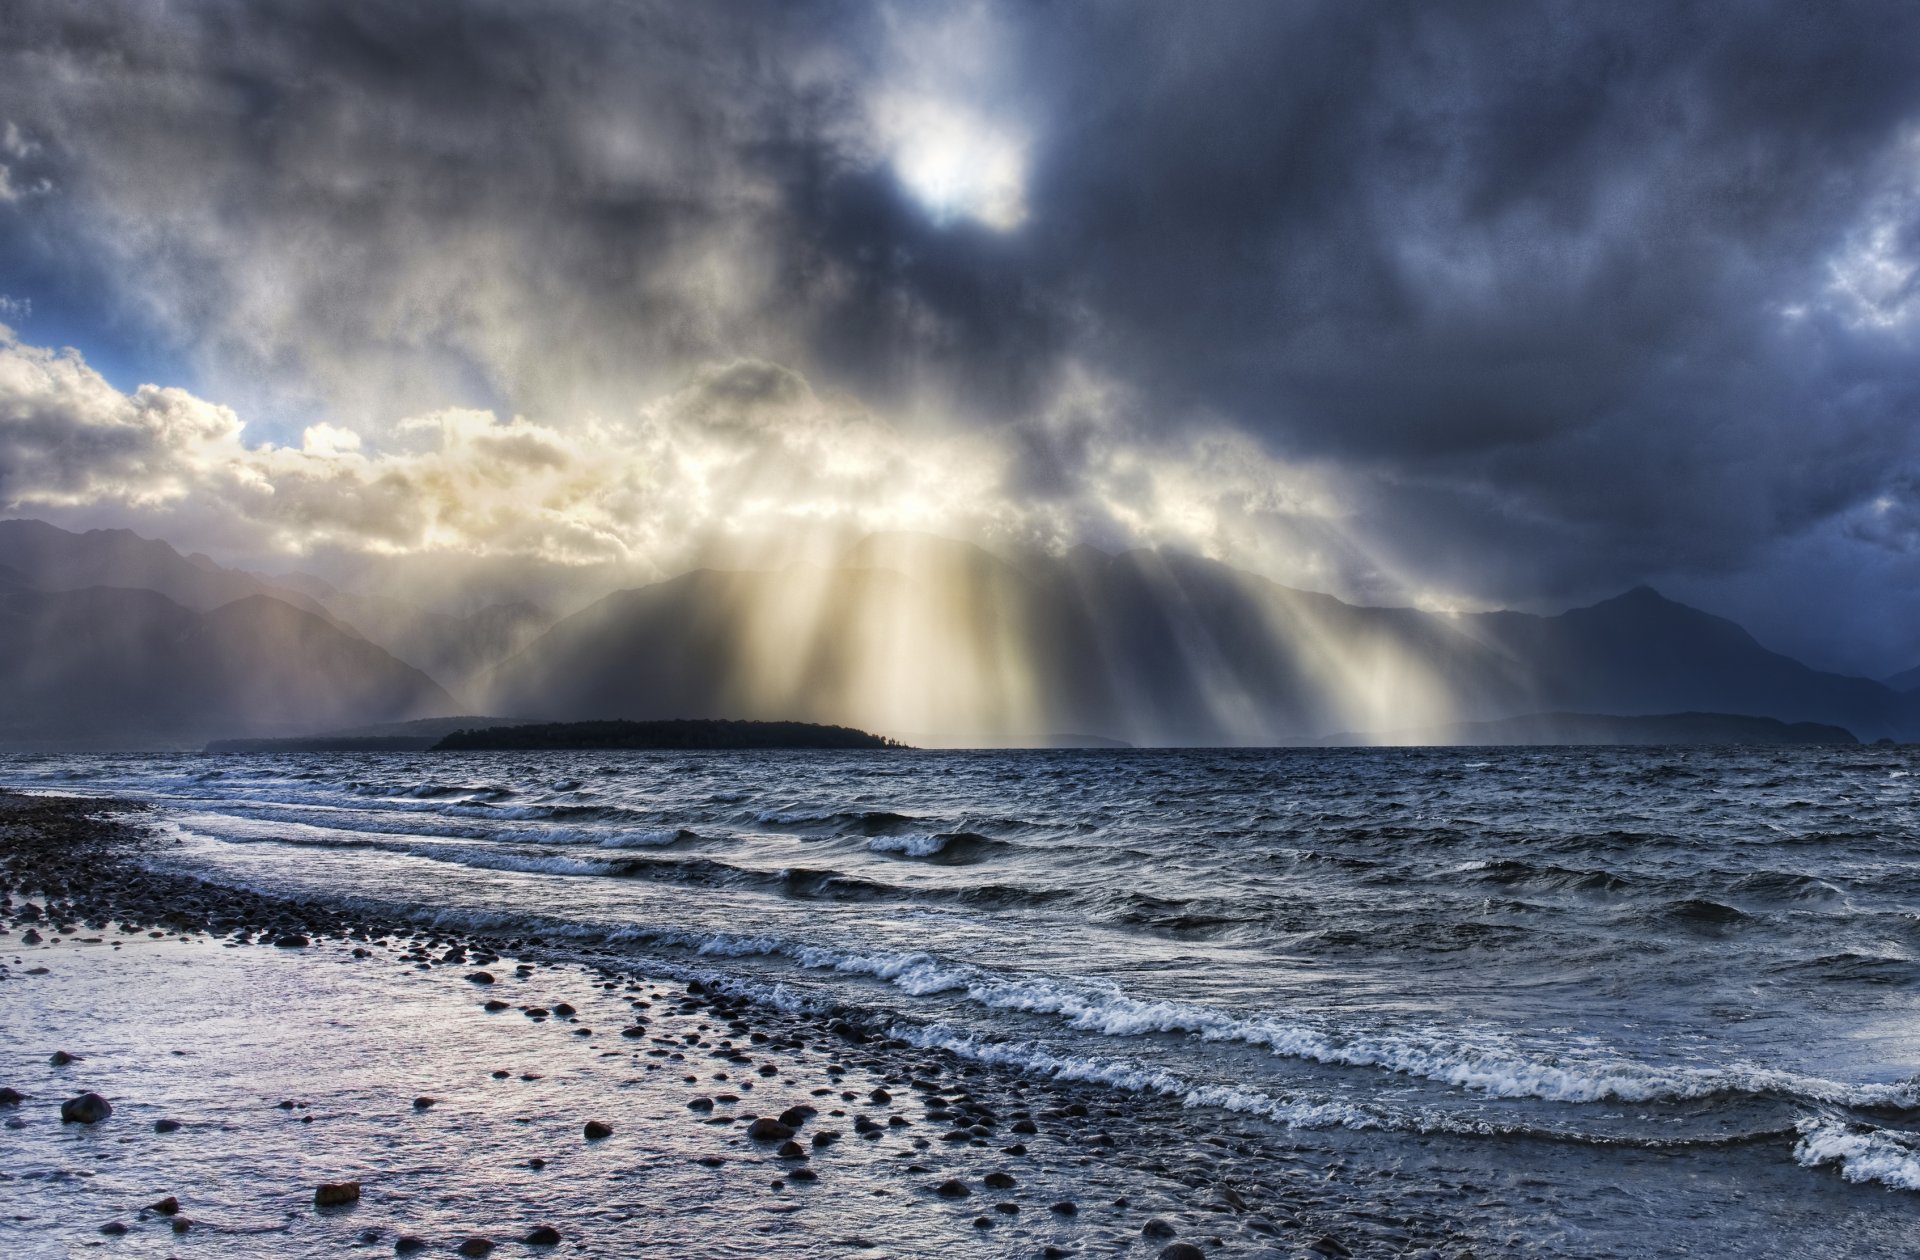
1004;5;1920;543
3;1;1920;668
0;0;877;420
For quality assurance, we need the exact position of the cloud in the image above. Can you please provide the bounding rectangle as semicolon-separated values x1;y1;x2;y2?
0;322;1393;606
0;326;243;506
0;119;49;203
3;2;1920;668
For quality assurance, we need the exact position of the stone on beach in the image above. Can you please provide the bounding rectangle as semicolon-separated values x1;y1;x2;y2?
0;1087;23;1105
456;1238;496;1257
394;1237;427;1255
746;1117;794;1141
934;1179;971;1198
59;1092;112;1123
153;1118;182;1132
148;1195;180;1215
524;1225;562;1245
1159;1246;1207;1260
583;1119;613;1140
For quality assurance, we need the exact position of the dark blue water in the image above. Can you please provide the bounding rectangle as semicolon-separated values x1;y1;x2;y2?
7;745;1920;1252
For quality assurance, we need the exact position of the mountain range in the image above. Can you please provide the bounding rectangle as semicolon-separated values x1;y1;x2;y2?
2;518;1915;748
483;534;1920;745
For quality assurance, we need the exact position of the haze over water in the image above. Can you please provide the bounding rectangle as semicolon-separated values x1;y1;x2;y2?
8;744;1919;1253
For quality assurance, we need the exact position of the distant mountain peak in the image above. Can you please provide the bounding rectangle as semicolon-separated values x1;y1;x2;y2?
1592;584;1670;607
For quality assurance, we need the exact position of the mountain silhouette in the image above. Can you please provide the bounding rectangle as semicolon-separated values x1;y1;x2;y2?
482;536;1919;744
3;520;1910;747
0;524;457;748
0;518;342;623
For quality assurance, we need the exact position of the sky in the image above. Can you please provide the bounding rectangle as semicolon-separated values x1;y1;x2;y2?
2;1;1919;675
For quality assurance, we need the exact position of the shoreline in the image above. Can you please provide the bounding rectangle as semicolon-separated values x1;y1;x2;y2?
1;790;1404;1259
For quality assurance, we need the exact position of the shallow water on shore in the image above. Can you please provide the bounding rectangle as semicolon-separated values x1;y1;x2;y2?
2;934;1122;1258
5;745;1920;1255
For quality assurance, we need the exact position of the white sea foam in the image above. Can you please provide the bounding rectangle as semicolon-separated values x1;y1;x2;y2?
1793;1119;1920;1191
754;808;828;826
546;924;1920;1111
886;1019;1397;1132
867;833;950;858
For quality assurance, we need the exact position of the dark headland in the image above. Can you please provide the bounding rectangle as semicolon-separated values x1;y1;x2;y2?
432;718;904;751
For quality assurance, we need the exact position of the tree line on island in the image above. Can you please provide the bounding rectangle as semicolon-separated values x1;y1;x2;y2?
434;719;903;751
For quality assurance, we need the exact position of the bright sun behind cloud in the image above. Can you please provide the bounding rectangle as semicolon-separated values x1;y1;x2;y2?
876;93;1027;230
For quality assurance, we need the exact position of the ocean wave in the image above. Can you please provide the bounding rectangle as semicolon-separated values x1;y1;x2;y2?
397;782;516;801
1794;1119;1920;1191
1468;858;1631;893
176;814;1067;910
1725;870;1844;902
886;1020;1395;1133
866;831;1006;863
426;800;650;823
596;827;701;849
753;807;924;834
1656;898;1750;927
1106;891;1247;936
881;1021;1810;1151
579;928;1920;1111
403;847;618;877
1767;952;1920;985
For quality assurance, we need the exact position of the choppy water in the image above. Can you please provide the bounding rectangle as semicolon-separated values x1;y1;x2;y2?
7;745;1920;1252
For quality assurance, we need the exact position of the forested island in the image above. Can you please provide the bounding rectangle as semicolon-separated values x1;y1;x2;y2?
431;718;904;751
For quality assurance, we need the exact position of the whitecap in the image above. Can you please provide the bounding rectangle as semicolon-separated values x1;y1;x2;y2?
1794;1119;1920;1191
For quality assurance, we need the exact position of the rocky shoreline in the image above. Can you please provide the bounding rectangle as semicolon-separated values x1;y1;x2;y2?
1;789;1477;1258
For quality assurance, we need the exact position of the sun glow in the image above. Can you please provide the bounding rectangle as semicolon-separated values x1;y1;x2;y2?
878;94;1028;231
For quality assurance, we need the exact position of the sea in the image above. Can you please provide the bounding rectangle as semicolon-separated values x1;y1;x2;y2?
5;745;1919;1256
